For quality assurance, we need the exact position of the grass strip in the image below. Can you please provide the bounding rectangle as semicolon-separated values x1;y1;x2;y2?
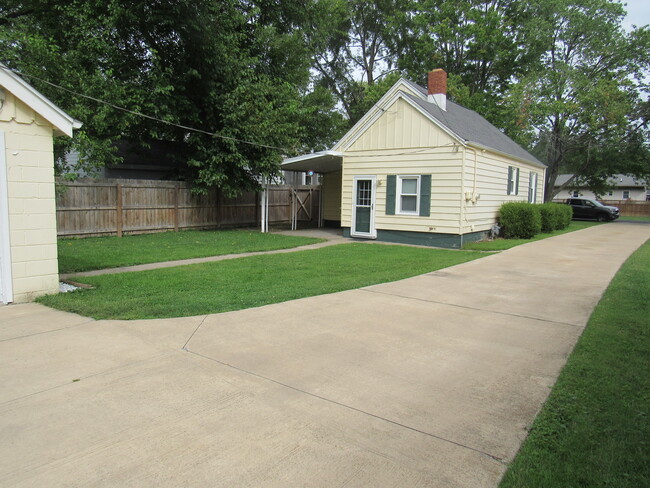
58;230;324;273
619;215;650;222
39;243;485;320
463;221;600;251
500;239;650;488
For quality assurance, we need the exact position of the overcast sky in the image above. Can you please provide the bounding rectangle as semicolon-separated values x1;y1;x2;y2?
622;0;650;31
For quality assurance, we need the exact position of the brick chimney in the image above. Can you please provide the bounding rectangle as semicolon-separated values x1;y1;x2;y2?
427;69;447;111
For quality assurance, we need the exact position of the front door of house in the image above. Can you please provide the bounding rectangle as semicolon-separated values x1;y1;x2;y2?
351;176;376;238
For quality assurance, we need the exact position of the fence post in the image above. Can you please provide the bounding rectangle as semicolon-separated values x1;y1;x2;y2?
116;183;123;237
174;183;179;232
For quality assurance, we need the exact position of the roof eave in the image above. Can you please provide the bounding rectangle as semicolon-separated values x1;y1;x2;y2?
466;141;546;169
0;65;82;138
281;150;343;174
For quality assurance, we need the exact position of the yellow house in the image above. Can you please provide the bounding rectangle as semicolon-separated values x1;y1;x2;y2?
283;70;546;247
0;65;81;303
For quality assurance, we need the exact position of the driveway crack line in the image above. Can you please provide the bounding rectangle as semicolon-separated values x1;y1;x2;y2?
182;315;209;350
0;352;174;408
184;349;506;465
359;288;582;328
0;319;96;343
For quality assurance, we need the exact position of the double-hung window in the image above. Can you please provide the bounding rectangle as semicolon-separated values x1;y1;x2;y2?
386;174;431;217
507;166;520;195
397;176;420;214
528;172;538;203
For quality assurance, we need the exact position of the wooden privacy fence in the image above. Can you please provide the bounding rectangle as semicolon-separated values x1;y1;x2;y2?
601;200;650;217
56;178;321;237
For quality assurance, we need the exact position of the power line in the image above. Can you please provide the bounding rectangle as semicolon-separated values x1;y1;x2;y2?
4;66;292;152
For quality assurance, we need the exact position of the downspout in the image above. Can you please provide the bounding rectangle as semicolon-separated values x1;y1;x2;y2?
459;145;466;240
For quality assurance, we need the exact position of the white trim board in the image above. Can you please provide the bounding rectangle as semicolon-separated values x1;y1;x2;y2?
0;64;82;137
0;131;13;303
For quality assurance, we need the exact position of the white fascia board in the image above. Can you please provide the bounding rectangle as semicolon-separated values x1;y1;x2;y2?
333;78;429;151
466;141;546;169
282;150;343;165
0;65;82;138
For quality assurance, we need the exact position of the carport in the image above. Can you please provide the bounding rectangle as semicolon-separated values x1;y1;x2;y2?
281;150;343;228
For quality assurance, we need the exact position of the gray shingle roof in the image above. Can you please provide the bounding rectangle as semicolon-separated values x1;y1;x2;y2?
555;174;647;188
399;79;543;166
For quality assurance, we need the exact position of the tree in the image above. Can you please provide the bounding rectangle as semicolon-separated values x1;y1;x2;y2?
391;0;543;132
504;0;650;201
306;0;405;122
0;0;341;194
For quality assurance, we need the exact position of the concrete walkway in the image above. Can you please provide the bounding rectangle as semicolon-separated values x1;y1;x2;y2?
1;223;648;487
60;228;347;279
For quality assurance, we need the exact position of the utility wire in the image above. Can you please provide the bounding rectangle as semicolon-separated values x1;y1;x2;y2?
3;66;292;152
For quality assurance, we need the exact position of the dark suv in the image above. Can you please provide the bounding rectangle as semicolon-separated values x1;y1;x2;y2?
565;198;620;221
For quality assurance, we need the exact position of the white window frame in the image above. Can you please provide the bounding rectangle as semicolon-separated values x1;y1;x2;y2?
397;175;420;215
622;190;630;199
507;166;519;196
528;172;538;203
572;190;580;198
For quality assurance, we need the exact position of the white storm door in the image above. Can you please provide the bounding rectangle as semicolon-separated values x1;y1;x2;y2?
351;176;376;239
0;131;13;304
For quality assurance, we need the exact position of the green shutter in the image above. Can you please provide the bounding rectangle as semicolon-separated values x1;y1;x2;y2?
515;168;520;195
507;166;513;194
419;174;431;217
386;175;396;215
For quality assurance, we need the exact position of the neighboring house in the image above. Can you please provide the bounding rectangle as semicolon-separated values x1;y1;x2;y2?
553;174;648;201
64;138;189;180
282;69;545;248
0;65;81;303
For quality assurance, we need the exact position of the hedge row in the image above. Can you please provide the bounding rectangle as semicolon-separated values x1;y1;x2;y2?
499;202;572;239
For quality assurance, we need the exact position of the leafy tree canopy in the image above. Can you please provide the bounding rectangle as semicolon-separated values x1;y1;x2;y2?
0;0;344;194
1;0;648;198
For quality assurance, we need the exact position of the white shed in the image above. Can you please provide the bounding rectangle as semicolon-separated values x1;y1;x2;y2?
0;66;81;303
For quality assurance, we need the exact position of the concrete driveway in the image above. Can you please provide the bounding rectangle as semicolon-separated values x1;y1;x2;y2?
1;223;648;487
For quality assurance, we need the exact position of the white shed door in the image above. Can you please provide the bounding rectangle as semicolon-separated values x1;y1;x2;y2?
0;131;13;304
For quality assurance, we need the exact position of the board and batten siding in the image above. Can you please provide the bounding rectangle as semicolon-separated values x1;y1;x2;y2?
321;170;342;221
0;91;59;302
460;149;545;234
341;98;463;235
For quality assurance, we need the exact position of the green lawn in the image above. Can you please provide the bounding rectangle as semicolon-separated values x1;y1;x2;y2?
500;239;650;488
58;230;324;273
463;221;601;251
40;243;485;320
619;215;650;221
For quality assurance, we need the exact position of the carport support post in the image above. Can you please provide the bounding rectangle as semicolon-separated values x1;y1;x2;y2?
260;181;268;233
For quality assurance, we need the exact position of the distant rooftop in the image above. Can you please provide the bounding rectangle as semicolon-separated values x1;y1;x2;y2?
554;174;647;188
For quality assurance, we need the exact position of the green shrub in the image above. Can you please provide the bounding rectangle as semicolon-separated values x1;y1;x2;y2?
557;203;573;229
539;203;572;232
499;202;542;239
